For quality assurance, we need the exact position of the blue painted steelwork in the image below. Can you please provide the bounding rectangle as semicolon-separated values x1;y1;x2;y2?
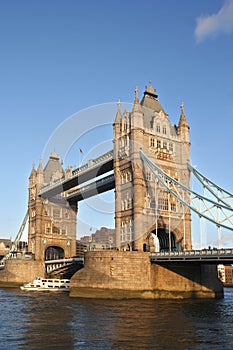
140;150;233;232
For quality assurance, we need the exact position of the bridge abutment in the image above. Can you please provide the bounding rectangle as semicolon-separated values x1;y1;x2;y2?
70;251;223;299
0;260;45;287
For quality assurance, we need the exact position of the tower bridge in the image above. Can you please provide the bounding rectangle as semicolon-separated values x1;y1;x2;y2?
1;81;233;298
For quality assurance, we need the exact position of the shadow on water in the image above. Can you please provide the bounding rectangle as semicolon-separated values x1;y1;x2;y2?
0;288;233;349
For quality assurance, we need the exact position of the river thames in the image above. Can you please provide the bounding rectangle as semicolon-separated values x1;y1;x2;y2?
0;287;233;349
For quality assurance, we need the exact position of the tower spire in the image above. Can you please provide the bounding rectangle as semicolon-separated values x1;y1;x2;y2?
178;101;190;145
132;86;142;113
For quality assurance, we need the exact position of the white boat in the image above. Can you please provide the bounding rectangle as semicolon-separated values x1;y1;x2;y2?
20;277;70;292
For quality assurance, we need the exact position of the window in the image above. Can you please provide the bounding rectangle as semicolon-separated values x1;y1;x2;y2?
162;125;167;134
53;209;60;218
163;141;167;149
156;124;160;133
146;172;152;181
171;203;176;212
157;140;161;148
53;227;59;234
169;143;174;152
158;198;168;211
150;138;155;147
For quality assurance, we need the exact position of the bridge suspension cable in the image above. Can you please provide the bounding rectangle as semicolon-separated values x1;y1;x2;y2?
0;210;29;267
188;163;233;208
140;150;233;232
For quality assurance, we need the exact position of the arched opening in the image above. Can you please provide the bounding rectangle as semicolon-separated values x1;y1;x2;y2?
152;228;181;252
143;243;150;252
44;246;64;261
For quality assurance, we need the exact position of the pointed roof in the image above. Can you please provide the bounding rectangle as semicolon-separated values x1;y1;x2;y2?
178;102;189;128
115;99;122;123
43;152;64;184
29;162;37;179
37;156;43;174
132;86;142;113
141;80;165;113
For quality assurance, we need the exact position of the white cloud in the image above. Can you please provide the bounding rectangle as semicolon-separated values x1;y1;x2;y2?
195;0;233;43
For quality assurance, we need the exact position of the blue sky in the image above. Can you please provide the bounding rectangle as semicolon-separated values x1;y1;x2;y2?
0;0;232;248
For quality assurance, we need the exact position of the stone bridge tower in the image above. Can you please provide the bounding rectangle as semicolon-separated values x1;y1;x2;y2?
113;82;191;252
28;152;77;261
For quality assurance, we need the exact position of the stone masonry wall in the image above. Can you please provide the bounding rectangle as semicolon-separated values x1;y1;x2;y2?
0;260;45;286
70;251;223;299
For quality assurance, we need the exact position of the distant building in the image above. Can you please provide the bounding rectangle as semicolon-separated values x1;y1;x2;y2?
0;238;12;258
218;265;233;285
80;227;115;251
218;264;225;283
0;238;28;259
224;265;233;286
76;240;87;257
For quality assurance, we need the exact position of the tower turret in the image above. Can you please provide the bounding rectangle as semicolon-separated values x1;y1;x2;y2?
178;102;190;146
131;86;143;129
37;157;44;188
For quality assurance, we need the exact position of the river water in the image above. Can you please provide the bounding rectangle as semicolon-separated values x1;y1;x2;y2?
0;287;233;350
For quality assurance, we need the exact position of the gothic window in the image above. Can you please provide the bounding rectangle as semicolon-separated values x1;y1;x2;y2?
162;125;167;134
150;137;155;147
156;124;160;133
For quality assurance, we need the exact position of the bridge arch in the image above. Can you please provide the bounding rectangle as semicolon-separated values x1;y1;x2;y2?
144;226;182;252
152;228;178;252
44;246;64;261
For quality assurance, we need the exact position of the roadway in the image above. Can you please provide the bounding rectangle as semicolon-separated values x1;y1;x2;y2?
150;248;233;264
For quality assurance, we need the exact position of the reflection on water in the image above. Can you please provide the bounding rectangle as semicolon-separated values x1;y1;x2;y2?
0;288;233;349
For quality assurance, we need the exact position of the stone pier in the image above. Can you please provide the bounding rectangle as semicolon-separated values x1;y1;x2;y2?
70;251;223;299
0;260;45;287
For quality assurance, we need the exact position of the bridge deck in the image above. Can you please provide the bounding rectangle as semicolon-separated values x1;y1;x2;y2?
151;249;233;264
39;150;114;198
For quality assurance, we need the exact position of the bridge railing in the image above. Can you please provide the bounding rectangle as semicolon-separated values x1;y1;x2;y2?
151;249;233;257
72;150;113;176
